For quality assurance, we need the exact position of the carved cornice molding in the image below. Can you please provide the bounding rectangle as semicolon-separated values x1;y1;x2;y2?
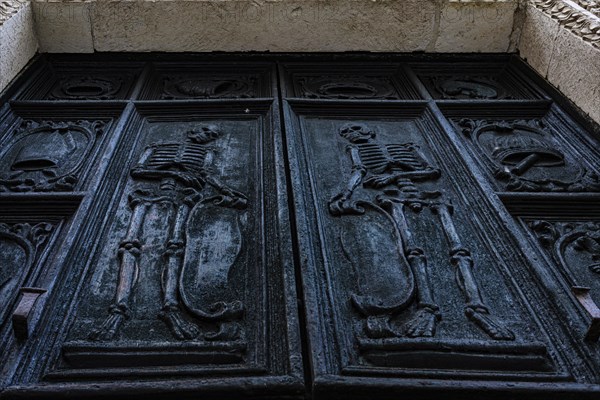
572;0;600;18
0;0;24;26
531;0;600;48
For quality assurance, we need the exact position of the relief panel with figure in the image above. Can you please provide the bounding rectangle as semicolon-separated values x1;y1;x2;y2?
283;103;570;387
53;112;281;376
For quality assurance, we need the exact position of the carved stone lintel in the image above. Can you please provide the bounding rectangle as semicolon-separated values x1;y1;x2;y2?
532;0;600;49
0;1;22;26
571;0;600;18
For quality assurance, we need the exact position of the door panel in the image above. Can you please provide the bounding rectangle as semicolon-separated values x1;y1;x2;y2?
0;54;599;399
40;100;304;391
283;100;580;392
280;61;600;398
59;113;262;372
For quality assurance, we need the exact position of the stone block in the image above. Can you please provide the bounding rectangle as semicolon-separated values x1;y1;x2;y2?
547;27;600;124
432;0;518;52
0;1;38;93
33;0;94;53
518;3;560;78
89;0;438;52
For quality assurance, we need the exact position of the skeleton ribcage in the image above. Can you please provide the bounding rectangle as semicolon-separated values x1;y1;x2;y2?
144;140;209;176
358;143;429;174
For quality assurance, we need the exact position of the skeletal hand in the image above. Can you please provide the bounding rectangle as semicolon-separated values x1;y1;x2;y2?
364;174;394;188
215;187;248;209
328;192;364;216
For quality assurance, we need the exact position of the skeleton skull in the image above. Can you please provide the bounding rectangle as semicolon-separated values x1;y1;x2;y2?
339;123;375;143
188;125;221;144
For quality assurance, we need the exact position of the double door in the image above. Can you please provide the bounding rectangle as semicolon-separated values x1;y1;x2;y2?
1;55;600;399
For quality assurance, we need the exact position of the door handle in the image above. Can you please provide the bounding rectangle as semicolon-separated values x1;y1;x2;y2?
572;286;600;342
12;287;47;340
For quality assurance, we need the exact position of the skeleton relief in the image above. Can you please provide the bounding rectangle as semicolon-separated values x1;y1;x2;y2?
90;125;247;342
329;123;514;341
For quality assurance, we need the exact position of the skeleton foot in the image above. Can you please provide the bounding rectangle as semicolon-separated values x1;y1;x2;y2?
205;321;242;341
88;305;128;341
363;315;399;339
159;307;200;340
465;306;514;341
404;306;440;338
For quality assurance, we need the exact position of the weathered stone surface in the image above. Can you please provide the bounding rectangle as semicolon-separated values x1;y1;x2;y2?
432;0;519;52
0;0;22;25
518;3;560;77
28;0;530;53
33;0;93;53
89;0;438;52
547;27;600;124
0;1;38;93
528;0;600;50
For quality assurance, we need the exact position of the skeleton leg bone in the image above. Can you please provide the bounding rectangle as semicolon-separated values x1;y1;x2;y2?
381;197;440;338
433;203;514;341
159;200;199;340
89;198;148;341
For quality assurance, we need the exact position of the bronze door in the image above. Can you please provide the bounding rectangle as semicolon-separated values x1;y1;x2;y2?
0;54;599;399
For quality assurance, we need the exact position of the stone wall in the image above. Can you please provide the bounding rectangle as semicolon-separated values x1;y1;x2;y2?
519;0;600;124
28;0;521;53
0;0;37;92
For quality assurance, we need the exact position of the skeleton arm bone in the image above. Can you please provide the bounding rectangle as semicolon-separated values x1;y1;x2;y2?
130;146;153;173
364;169;441;188
203;148;248;209
329;145;367;215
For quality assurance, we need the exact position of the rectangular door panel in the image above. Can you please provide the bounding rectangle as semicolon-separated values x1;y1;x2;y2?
33;101;303;396
138;62;274;100
283;100;584;397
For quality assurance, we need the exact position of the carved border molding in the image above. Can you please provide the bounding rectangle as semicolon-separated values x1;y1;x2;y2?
531;0;600;48
572;0;600;18
0;0;24;26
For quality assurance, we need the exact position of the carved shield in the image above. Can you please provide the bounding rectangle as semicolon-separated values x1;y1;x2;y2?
180;200;244;321
340;203;415;316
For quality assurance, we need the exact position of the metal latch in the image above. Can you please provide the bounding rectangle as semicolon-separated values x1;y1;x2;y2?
572;286;600;342
12;287;47;340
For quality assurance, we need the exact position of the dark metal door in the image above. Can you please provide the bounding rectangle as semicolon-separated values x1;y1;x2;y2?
0;54;599;399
